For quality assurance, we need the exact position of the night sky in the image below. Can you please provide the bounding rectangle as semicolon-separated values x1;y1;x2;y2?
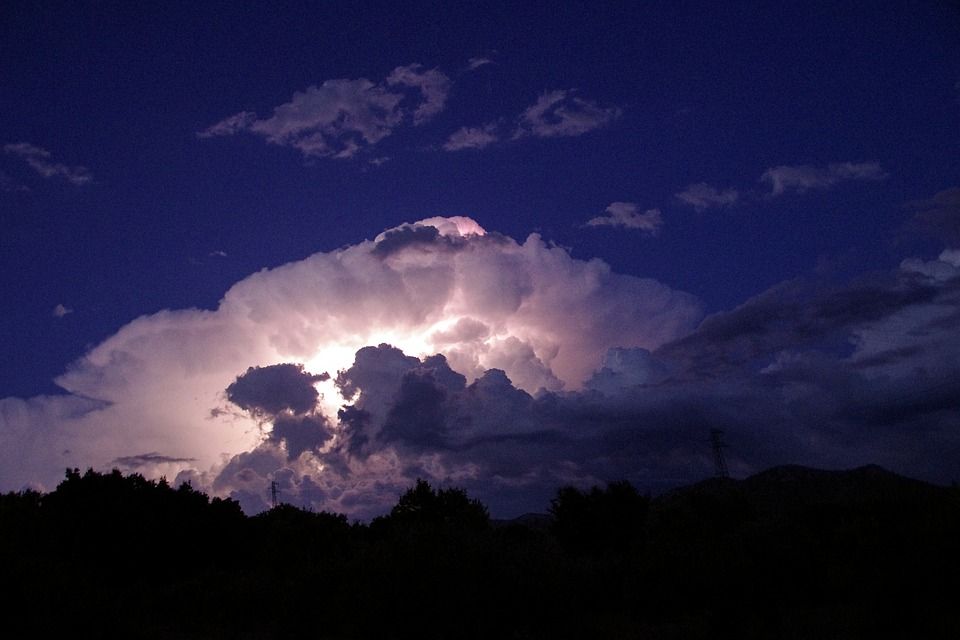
2;1;959;517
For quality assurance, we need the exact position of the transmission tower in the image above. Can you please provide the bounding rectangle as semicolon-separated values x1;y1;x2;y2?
270;480;279;508
710;429;730;478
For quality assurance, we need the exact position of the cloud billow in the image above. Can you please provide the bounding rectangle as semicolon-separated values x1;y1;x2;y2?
225;363;328;418
1;215;957;519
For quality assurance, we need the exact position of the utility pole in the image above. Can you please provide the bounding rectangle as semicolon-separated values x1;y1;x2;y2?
710;429;730;478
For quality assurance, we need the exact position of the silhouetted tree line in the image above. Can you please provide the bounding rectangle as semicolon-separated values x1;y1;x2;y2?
2;465;959;638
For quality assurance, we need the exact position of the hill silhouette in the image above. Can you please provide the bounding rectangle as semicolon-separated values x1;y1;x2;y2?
1;464;958;638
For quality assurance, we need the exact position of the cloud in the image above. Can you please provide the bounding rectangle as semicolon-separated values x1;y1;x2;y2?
52;304;73;318
443;124;499;151
761;161;886;196
196;111;257;138
467;57;494;70
0;216;701;512
675;183;739;211
586;202;663;233
8;214;955;519
515;90;621;139
218;243;960;516
906;187;960;246
386;64;451;125
3;143;92;185
113;452;197;468
226;364;328;418
199;64;451;159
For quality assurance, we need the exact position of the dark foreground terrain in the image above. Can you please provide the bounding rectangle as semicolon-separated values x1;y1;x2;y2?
2;465;958;639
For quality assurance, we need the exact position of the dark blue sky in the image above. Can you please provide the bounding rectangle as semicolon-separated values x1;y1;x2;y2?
1;1;958;515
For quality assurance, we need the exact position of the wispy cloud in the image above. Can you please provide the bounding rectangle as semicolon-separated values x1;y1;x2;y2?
676;183;739;211
761;162;886;196
515;90;621;139
586;202;663;233
4;143;92;185
199;64;451;159
52;304;73;318
386;63;451;125
443;124;499;151
196;112;256;138
468;56;494;70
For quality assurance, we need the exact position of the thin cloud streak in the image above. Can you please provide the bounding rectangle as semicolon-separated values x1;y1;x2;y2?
4;143;92;185
676;183;739;211
761;162;886;196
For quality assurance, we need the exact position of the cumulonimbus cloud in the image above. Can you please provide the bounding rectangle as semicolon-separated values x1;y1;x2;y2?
0;215;701;512
3;214;955;518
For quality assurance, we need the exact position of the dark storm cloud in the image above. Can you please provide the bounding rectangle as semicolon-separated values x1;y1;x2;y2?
270;413;334;459
112;452;197;468
309;252;958;515
335;344;420;409
656;272;944;377
226;364;329;417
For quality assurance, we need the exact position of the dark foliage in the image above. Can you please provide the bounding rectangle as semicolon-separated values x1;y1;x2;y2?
550;480;650;555
1;466;958;638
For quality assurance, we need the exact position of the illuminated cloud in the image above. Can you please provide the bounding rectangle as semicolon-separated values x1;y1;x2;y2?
515;90;621;139
675;183;739;211
3;215;955;519
586;202;663;233
761;161;886;196
214;243;960;517
443;124;499;151
200;64;451;159
4;143;92;185
0;216;701;510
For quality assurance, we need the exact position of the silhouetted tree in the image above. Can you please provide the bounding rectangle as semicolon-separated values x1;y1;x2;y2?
550;480;649;555
374;478;489;534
